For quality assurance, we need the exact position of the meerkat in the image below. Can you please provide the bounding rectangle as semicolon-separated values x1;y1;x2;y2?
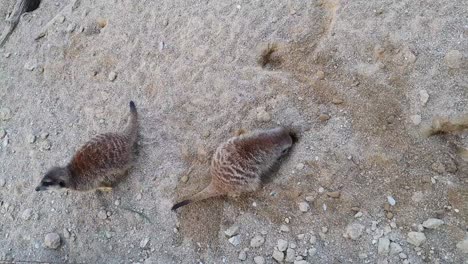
172;127;296;210
35;101;138;192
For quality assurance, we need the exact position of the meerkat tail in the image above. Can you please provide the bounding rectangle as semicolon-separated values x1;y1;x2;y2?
171;184;221;211
124;101;138;142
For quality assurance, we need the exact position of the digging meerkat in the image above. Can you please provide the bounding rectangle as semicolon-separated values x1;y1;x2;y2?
172;127;296;210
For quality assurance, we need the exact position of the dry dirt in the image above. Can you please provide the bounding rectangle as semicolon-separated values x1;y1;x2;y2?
0;0;467;263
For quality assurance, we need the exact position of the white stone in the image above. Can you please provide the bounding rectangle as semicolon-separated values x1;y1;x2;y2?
44;233;61;249
378;237;390;255
225;225;239;237
309;235;317;244
308;247;317;256
139;238;149;248
21;208;33;220
229;235;241;246
445;50;463;69
390;242;403;255
410;115;422;125
354;212;363;218
280;225;290;232
399;253;407;259
108;71;117;81
272;249;284;262
456;238;468;254
298;202;310;212
254;256;265;264
256;107;271;122
387;196;396;206
250;235;265;248
422;218;444;229
296;163;305;170
294;260;309;264
98;210;108;219
285;248;295;262
419;90;429;106
345;223;365;240
238;249;247;261
407;232;426;246
277;239;288;251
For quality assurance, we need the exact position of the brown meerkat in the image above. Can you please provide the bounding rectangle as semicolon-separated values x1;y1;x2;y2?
35;101;138;192
172;127;296;210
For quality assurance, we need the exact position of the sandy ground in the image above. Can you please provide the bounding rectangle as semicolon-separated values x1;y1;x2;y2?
0;0;467;263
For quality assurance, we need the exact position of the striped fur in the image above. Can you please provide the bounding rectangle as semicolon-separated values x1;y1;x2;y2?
172;127;294;210
35;101;138;192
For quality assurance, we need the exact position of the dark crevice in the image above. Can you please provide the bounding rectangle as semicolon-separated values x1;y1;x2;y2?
25;0;41;12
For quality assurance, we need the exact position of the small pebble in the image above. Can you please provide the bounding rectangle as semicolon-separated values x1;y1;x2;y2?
253;256;265;264
225;225;239;237
410;115;421;125
407;232;426;247
345;223;364;240
386;212;394;219
354;212;363;218
136;193;142;201
319;113;330;122
277;239;288;251
422;218;444;229
181;175;189;183
308;247;317;256
108;71;117;81
139;238;149;249
445;50;463;69
387;196;396;206
399;253;407;259
158;41;165;51
272;249;284;262
0;179;5;187
431;162;445;174
321;227;328;233
0;108;12;120
316;71;325;80
332;98;344;104
21;208;33;220
44;233;61;249
456;238;468;253
285;248;295;262
327;191;340;198
250;235;265;248
228;235;241;246
318;187;325;193
256;107;271;122
98;210;108;220
296;163;305;170
390;242;403;255
298;202;310;212
238;249;247;261
378;237;390;255
0;129;6;139
309;235;316;244
114;199;120;206
56;15;65;23
419;90;429;106
280;225;290;232
66;23;76;32
27;134;36;144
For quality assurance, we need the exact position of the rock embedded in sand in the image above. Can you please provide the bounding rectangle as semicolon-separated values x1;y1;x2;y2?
431;162;445;174
345;223;365;240
285;248;295;262
256;107;271;122
378;237;390;255
238;249;247;260
27;134;36;144
319;113;330;122
254;256;265;264
390;242;403;255
327;191;341;198
309;235;317;244
140;237;149;248
456;238;468;253
445;50;463;69
298;202;310;212
108;71;117;81
422;218;444;229
0;108;12;121
250;235;265;248
407;232;426;246
277;239;288;251
225;225;239;237
44;233;61;249
229;235;241;246
272;249;285;262
316;71;325;80
21;208;33;220
419;90;429;106
98;210;108;220
280;225;290;232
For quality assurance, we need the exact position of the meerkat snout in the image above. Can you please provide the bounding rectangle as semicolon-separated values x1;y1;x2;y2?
172;127;296;211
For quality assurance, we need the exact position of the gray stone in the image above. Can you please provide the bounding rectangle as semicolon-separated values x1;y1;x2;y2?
285;248;295;262
298;202;310;212
410;115;422;125
277;239;288;251
308;247;317;256
293;261;309;264
419;90;429;106
0;108;12;120
0;129;5;139
27;134;36;144
229;235;241;246
445;50;463;69
139;237;149;248
280;224;290;232
272;249;284;262
256;107;271;122
387;196;396;206
378;237;390;255
238;249;247;261
21;208;33;220
253;256;265;264
44;233;61;249
399;253;408;259
390;242;403;255
309;235;317;244
345;223;365;240
407;232;426;246
0;179;6;187
456;238;468;254
422;218;444;229
108;71;117;81
225;225;239;237
250;235;265;248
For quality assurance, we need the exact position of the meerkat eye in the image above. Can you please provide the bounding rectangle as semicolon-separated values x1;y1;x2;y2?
58;181;66;187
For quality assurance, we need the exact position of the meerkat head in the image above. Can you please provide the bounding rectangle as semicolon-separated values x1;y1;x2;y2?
35;167;72;191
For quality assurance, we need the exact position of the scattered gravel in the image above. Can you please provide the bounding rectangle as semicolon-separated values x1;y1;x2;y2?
44;233;61;249
407;232;426;247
